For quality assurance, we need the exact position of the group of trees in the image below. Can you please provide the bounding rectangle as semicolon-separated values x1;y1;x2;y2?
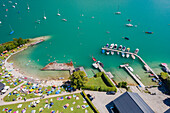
160;72;170;91
69;70;88;89
0;38;29;54
118;81;127;88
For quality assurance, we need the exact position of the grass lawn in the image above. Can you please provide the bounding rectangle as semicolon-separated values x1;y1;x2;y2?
0;93;94;113
86;77;107;87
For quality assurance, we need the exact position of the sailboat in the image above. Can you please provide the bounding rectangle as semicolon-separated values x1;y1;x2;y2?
57;9;61;16
9;24;14;35
43;11;47;19
115;5;121;15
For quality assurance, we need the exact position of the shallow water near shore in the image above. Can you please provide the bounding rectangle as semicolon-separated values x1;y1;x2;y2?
1;0;170;85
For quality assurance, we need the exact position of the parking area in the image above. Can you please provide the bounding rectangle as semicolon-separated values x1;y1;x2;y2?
85;87;170;113
84;90;122;113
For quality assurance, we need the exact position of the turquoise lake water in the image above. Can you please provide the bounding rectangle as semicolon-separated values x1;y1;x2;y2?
0;0;170;85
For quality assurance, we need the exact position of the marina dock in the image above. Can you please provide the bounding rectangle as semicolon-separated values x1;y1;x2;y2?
120;64;145;88
102;47;159;80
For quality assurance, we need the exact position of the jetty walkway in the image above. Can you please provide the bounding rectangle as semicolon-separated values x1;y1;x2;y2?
102;47;159;79
120;64;145;88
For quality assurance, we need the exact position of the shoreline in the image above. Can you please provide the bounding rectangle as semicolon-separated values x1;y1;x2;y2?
3;35;66;86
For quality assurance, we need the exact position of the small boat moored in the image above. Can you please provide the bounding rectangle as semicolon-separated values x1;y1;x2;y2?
131;54;135;59
110;43;114;49
122;52;125;57
128;66;134;72
62;19;67;21
111;51;114;55
145;31;153;34
114;44;117;50
126;23;133;27
134;48;139;54
106;50;110;55
115;12;121;15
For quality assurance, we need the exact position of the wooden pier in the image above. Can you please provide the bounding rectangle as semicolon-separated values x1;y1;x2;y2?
102;47;159;80
120;64;145;88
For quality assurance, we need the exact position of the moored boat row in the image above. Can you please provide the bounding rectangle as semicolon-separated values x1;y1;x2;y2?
102;43;139;59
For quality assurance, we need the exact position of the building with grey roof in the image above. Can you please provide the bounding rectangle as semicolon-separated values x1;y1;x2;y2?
112;92;154;113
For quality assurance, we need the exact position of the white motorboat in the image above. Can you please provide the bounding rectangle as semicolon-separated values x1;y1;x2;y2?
144;65;150;72
126;54;129;58
126;48;130;58
43;12;46;19
122;46;126;51
115;11;121;14
134;48;139;54
117;51;120;55
131;54;135;59
62;19;67;21
128;66;134;72
111;51;114;55
110;43;114;49
106;50;110;55
27;4;30;10
126;23;133;27
0;21;1;24
92;62;99;68
122;52;125;57
3;4;5;7
57;9;61;16
114;44;117;50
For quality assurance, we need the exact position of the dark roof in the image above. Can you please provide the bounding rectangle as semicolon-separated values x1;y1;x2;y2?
0;82;5;91
113;92;154;113
164;108;170;113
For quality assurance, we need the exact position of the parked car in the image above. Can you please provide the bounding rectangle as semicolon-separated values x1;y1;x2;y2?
87;94;93;101
106;91;115;95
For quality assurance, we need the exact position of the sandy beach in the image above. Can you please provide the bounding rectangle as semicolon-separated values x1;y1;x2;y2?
3;36;65;86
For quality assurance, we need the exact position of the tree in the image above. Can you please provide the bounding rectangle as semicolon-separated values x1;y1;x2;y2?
166;77;170;91
17;38;24;45
160;72;169;80
69;70;88;89
0;46;5;53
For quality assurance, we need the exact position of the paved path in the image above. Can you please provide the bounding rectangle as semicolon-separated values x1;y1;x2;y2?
0;90;81;106
0;81;27;101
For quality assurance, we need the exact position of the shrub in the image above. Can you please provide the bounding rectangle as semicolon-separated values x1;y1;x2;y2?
101;73;115;87
81;91;99;113
95;72;103;78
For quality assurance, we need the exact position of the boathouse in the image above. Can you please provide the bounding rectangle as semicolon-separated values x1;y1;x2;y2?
111;92;154;113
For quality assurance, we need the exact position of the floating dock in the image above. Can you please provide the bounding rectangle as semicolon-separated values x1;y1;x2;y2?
120;64;145;88
41;61;75;75
102;47;159;80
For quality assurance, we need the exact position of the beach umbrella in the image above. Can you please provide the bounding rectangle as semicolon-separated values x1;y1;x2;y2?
38;87;42;90
30;89;34;92
55;91;59;94
39;108;44;112
66;103;69;107
52;85;57;88
8;109;12;112
48;89;50;91
35;90;38;93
